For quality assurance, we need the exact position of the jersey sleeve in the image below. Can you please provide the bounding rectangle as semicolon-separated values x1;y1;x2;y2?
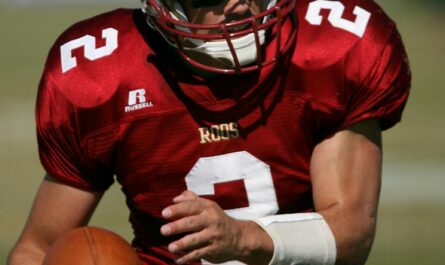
341;26;411;130
36;69;114;191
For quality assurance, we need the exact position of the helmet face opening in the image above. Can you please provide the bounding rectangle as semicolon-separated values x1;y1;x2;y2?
142;0;298;74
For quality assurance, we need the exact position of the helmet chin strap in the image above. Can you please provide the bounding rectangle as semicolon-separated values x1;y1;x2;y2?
157;0;277;68
185;31;267;68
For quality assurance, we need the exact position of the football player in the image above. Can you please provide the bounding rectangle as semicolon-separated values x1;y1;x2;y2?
9;0;411;264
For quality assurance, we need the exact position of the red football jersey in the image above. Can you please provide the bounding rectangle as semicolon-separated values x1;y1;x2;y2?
36;0;410;264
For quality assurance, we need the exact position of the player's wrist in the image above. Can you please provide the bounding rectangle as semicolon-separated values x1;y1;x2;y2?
253;213;336;265
235;220;274;265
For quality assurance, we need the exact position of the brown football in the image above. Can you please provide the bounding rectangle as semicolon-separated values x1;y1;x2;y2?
43;226;142;265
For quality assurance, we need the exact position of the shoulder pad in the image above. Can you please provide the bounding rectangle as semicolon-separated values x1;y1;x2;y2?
43;9;136;108
295;0;396;68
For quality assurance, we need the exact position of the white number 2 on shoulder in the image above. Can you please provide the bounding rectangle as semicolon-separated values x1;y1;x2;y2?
305;0;371;37
60;28;118;73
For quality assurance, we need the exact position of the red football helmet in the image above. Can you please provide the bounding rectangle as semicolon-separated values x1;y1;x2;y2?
141;0;297;74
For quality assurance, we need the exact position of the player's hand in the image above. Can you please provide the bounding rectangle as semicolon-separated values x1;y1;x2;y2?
160;190;273;265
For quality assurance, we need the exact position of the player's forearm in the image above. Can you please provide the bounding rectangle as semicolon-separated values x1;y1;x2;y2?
7;242;46;265
310;120;382;265
319;204;377;265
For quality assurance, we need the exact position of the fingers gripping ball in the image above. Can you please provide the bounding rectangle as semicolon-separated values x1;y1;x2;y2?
43;226;142;265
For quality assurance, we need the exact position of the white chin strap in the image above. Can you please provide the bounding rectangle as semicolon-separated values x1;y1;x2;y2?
187;31;267;67
165;0;276;68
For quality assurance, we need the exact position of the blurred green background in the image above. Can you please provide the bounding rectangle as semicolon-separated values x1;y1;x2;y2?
0;0;444;264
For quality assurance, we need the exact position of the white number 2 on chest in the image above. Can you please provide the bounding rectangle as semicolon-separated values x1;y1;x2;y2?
185;151;279;220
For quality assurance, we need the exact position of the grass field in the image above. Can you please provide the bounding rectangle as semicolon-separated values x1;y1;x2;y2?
1;1;444;264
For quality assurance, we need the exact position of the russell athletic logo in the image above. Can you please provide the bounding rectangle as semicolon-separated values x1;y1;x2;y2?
125;88;153;113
